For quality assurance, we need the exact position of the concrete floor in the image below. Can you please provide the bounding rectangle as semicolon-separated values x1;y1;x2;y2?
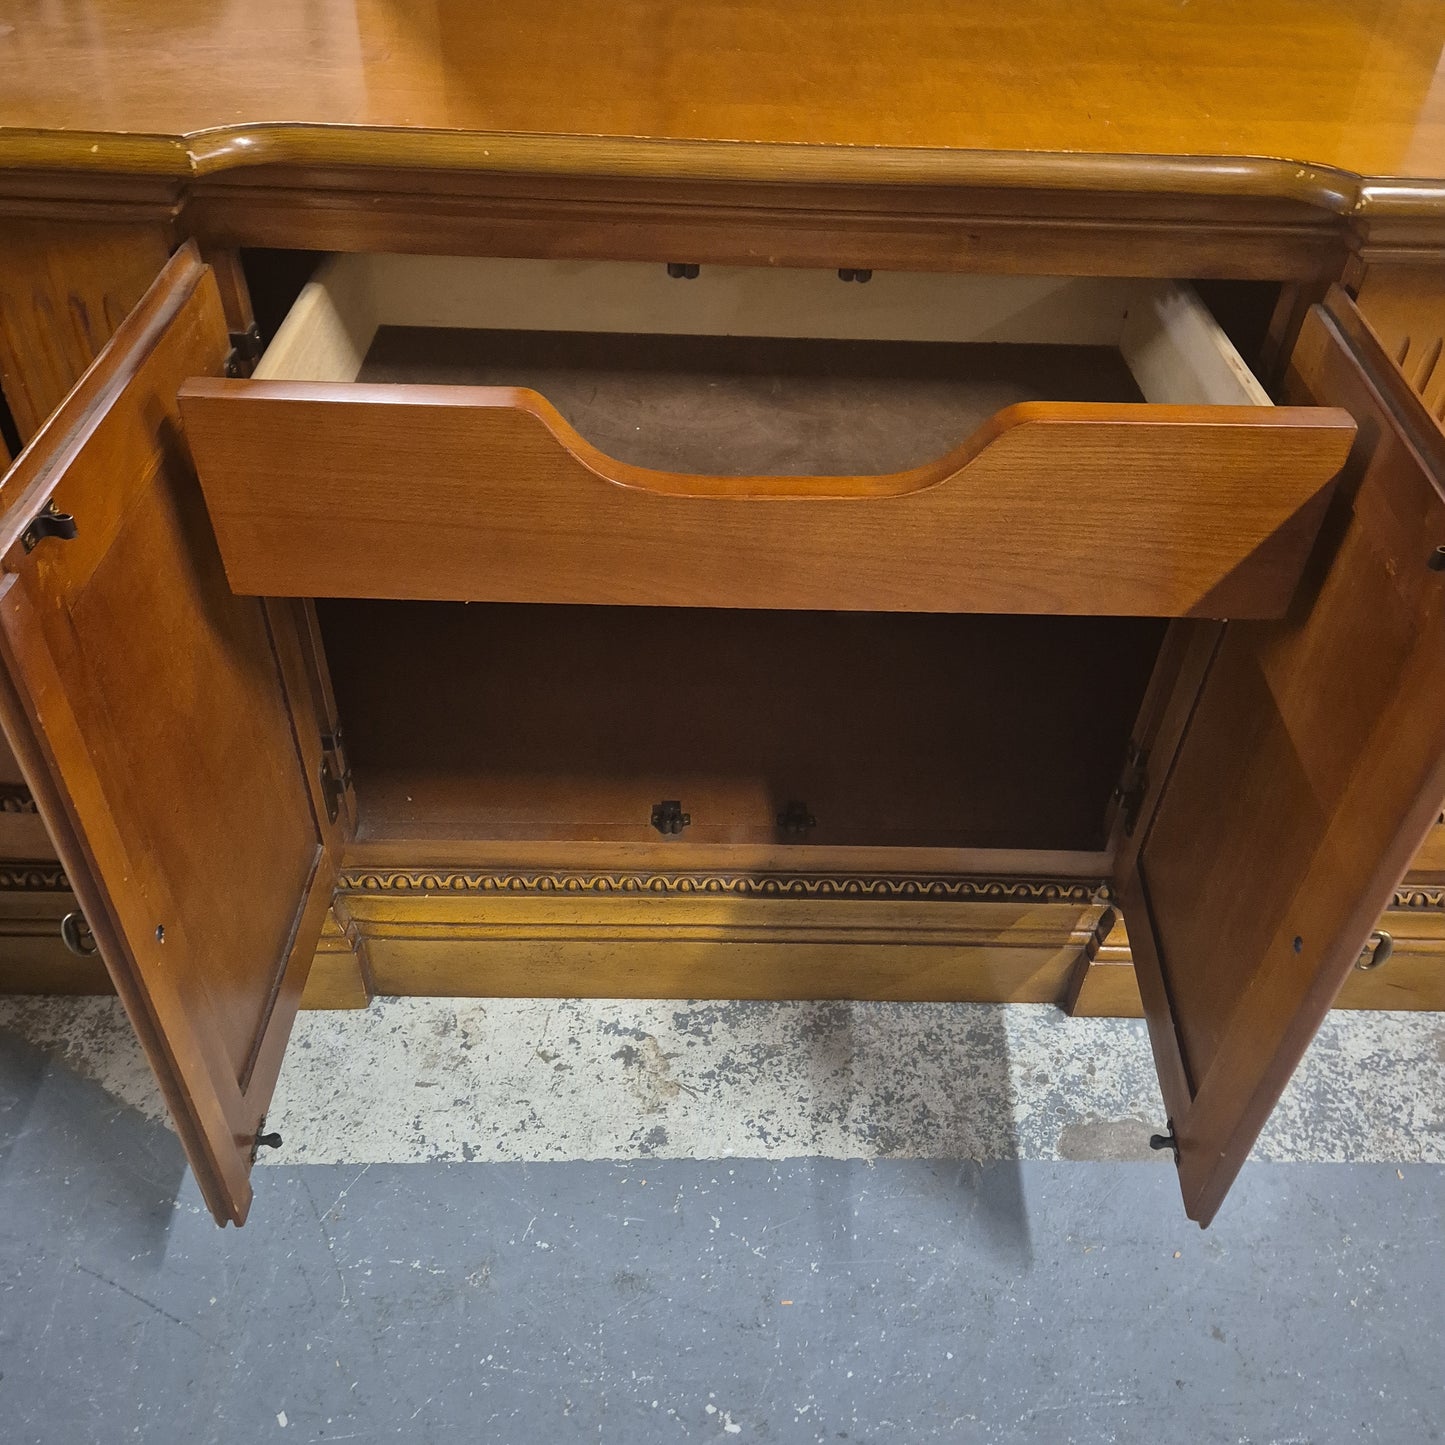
1;997;1442;1444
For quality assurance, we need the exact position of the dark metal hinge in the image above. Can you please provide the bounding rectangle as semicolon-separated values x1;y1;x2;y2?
224;324;264;378
21;499;78;553
319;728;353;826
651;800;690;835
1113;742;1150;838
776;800;817;836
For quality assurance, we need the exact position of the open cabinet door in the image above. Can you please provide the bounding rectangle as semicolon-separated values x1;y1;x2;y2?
1119;286;1445;1225
0;245;340;1224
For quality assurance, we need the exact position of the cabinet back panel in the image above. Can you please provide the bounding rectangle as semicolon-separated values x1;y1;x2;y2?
318;603;1165;852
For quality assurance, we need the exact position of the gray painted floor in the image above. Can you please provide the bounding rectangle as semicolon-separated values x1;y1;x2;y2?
1;999;1442;1444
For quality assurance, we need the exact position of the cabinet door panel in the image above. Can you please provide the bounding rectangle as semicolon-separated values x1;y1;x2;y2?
1121;287;1445;1225
0;244;337;1225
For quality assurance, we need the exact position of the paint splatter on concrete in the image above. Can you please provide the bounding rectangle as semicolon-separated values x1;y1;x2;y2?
0;995;1441;1166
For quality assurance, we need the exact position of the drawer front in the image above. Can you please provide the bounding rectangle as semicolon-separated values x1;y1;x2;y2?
0;733;106;992
180;257;1354;618
0;865;111;997
340;865;1111;1004
1067;904;1445;1017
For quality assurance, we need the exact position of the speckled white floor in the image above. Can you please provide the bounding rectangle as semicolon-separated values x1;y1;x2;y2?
1;995;1441;1166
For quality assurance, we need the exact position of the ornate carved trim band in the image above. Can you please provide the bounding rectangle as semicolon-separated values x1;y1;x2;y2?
338;869;1107;904
0;785;39;814
0;864;70;891
1392;887;1445;911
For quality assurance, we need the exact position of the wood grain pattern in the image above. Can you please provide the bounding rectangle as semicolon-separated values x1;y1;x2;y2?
1;0;1444;194
181;384;1353;617
1121;289;1445;1225
0;220;171;443
0;6;1443;279
0;244;335;1224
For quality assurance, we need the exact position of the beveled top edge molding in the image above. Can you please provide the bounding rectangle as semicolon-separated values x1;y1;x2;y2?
0;122;1432;216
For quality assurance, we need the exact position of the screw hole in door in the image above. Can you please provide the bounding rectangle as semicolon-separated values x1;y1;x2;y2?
1292;935;1303;954
155;924;165;943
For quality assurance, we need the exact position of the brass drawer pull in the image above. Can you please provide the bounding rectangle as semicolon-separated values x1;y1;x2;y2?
1356;930;1394;971
59;910;98;957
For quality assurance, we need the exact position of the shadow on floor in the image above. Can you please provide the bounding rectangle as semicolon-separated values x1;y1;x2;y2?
0;1024;187;1259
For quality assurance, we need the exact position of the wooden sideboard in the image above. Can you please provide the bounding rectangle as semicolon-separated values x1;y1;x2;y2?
2;0;1445;1228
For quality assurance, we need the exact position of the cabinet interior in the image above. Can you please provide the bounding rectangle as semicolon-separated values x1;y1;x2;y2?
318;601;1166;857
239;253;1281;868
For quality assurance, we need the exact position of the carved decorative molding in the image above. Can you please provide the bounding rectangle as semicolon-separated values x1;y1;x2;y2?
1392;886;1445;911
0;785;39;814
0;864;70;891
0;855;1426;912
338;869;1108;904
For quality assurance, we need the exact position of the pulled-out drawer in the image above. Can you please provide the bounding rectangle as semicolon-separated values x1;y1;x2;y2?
179;257;1354;616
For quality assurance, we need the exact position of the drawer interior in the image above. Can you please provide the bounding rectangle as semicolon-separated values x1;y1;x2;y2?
258;257;1273;478
356;327;1147;477
319;600;1165;856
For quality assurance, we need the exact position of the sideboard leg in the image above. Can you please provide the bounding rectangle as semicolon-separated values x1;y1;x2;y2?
300;902;374;1011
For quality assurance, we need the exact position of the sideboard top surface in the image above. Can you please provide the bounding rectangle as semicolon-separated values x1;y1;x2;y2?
0;0;1444;213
